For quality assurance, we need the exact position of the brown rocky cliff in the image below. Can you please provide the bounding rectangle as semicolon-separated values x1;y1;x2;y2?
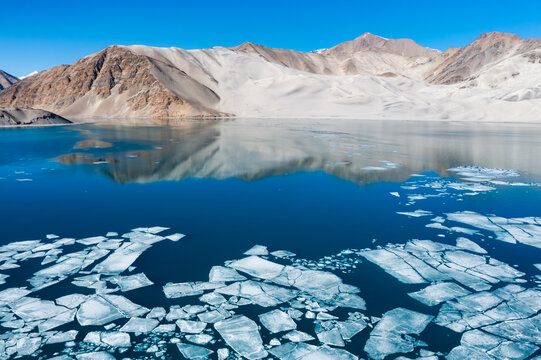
0;46;226;118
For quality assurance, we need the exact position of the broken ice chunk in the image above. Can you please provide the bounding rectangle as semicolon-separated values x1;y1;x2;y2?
244;245;269;256
146;307;166;319
482;313;541;345
176;343;214;359
360;249;426;284
183;304;206;315
216;280;297;307
166;233;185;241
271;250;296;258
408;282;471;306
146;226;170;234
16;337;41;356
76;294;147;326
456;237;487;254
0;287;32;306
226;256;285;280
119;317;158;333
317;327;345;347
77;236;108;245
197;310;229;323
46;330;78;344
163;282;204;298
209;266;246;283
166;306;189;321
397;210;433;217
214;315;268;359
217;348;229;360
35;255;86;278
199;292;226;306
336;320;367;340
75;351;116;360
185;334;213;345
153;324;176;333
84;331;131;347
302;346;358;359
268;342;317;359
76;296;124;326
364;307;433;360
11;297;69;322
283;330;315;342
259;309;297;333
176;319;207;333
38;308;76;332
106;273;153;292
91;242;148;275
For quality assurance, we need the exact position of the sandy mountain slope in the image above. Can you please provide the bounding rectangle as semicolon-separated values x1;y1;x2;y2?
0;70;18;90
0;108;71;126
125;44;541;121
0;32;540;122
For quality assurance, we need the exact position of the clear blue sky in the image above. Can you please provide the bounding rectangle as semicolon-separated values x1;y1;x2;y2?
3;0;541;77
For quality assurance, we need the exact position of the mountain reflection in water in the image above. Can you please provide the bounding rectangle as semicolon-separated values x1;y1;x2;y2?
55;118;541;184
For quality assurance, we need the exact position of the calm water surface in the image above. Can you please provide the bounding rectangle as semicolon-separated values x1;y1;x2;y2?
0;119;540;359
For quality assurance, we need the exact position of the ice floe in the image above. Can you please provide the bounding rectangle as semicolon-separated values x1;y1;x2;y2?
364;307;433;359
445;211;541;249
0;225;539;360
214;315;267;359
259;309;297;333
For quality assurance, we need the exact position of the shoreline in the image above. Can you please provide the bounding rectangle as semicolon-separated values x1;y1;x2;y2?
3;116;541;128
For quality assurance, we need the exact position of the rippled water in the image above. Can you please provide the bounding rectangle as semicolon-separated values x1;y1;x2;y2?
0;119;540;359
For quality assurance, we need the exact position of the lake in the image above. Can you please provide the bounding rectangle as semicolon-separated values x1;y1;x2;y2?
1;118;540;359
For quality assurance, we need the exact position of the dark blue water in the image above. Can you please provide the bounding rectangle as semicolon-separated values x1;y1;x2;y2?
1;119;541;359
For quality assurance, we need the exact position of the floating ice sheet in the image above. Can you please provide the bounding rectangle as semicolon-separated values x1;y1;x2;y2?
214;315;267;359
408;282;470;306
259;309;296;333
364;307;433;360
446;211;541;249
1;225;539;360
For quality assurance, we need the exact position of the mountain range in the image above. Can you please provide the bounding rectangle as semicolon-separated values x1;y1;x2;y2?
0;32;540;122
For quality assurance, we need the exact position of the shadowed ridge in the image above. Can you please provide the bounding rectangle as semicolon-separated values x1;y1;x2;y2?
0;69;19;90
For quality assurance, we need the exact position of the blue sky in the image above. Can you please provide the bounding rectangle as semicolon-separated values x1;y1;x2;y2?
2;0;541;77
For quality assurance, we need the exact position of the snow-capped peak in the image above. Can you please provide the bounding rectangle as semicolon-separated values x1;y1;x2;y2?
20;70;38;80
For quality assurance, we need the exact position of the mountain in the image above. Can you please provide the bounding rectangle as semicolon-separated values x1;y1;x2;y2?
0;108;71;126
0;32;540;122
322;32;439;58
0;46;226;118
426;32;541;85
0;70;18;90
